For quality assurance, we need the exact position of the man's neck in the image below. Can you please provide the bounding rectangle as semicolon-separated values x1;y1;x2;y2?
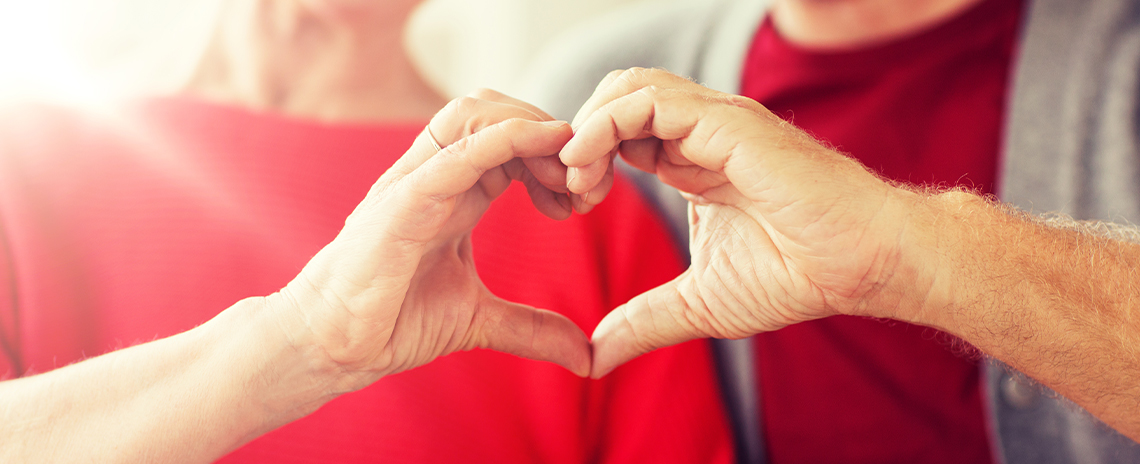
182;0;446;123
771;0;986;50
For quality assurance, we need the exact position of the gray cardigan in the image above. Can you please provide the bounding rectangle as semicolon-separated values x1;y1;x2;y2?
521;0;1140;463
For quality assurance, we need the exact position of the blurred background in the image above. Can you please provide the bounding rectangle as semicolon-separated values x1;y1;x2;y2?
0;0;673;105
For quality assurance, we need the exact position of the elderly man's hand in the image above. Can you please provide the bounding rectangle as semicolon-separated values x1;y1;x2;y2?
561;69;936;378
271;90;589;395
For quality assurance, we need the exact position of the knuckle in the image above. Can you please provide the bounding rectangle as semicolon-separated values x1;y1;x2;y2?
435;96;486;141
623;67;668;82
485;122;520;153
497;117;529;133
446;132;478;155
452;96;482;116
618;67;646;83
602;69;625;86
628;85;663;110
463;113;494;138
438;96;463;119
723;94;764;112
467;87;501;100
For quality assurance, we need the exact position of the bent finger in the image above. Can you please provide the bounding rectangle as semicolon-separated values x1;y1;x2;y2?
349;119;571;251
387;97;551;185
616;138;664;174
566;150;612;194
521;155;570;193
572;161;615;214
563;86;763;195
570;67;696;130
503;159;573;220
468;88;557;122
570;68;627;129
401;119;573;201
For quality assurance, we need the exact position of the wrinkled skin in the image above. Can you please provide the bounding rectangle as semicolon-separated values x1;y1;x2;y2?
274;90;592;393
560;69;922;378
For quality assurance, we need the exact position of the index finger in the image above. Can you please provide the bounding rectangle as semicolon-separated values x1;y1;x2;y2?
469;88;557;122
401;118;573;201
557;69;691;195
467;89;573;195
564;86;771;197
569;68;696;130
561;69;738;194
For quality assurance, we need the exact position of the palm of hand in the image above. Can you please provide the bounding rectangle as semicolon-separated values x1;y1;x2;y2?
563;67;917;377
677;181;900;340
373;191;496;377
588;158;902;377
279;112;587;390
277;182;500;388
676;199;824;338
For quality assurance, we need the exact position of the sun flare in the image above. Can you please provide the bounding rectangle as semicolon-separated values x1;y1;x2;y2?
0;2;84;102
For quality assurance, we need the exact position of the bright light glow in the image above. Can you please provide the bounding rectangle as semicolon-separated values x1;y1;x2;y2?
0;0;222;108
0;0;298;253
0;0;108;106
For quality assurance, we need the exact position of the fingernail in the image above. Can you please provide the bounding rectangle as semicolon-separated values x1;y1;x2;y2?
542;120;569;128
570;193;583;212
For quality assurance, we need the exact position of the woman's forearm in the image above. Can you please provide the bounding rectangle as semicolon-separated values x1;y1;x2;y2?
0;296;335;463
0;100;588;462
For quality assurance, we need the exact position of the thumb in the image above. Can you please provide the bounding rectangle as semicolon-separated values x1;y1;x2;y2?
589;274;704;378
472;294;592;377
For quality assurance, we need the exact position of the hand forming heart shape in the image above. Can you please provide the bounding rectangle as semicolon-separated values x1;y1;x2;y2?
561;68;926;378
272;67;925;388
269;89;593;395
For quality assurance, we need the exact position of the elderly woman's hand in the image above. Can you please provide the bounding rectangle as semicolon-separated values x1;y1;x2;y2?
560;69;930;378
272;90;588;396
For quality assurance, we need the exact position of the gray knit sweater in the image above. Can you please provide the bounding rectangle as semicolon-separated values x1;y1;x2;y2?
521;0;1140;463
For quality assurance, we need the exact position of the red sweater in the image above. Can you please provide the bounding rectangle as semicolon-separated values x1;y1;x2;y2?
0;98;733;463
740;0;1022;462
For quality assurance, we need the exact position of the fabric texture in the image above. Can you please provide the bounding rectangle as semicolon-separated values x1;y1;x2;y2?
522;0;1140;463
0;97;735;463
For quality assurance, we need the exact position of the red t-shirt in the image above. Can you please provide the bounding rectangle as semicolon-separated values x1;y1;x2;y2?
740;0;1022;462
0;98;734;463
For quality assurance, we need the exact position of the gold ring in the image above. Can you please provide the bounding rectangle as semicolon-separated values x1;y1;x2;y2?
425;126;443;152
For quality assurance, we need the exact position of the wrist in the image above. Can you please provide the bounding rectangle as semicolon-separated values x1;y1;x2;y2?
194;295;345;442
879;189;995;331
849;188;975;328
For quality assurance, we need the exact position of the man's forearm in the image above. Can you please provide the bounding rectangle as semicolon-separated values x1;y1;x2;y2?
899;190;1140;441
0;296;337;463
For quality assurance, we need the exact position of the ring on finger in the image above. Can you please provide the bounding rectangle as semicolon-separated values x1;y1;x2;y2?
425;126;444;153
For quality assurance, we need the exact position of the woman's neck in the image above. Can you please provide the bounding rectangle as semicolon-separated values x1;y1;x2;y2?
182;0;446;123
771;0;986;50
